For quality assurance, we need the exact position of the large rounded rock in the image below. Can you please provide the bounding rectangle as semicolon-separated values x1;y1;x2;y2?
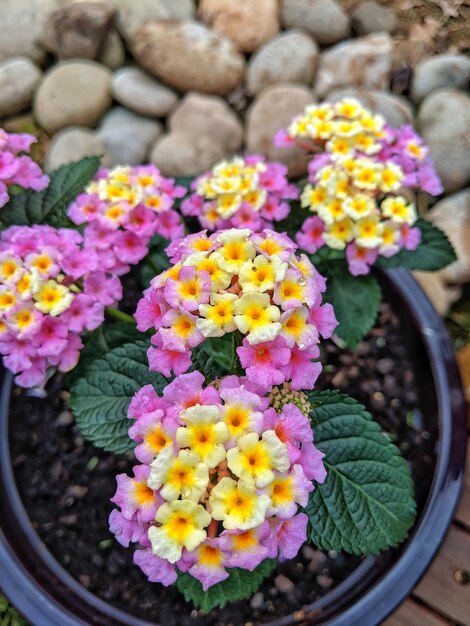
246;83;315;177
281;0;350;46
40;2;116;60
199;0;279;52
107;0;195;40
413;271;460;317
351;0;397;34
112;67;178;117
417;89;470;193
315;33;393;98
247;30;318;96
325;88;413;127
0;0;61;64
411;54;470;104
34;61;112;134
132;20;245;96
150;132;226;177
0;57;42;118
169;93;243;153
97;107;163;166
45;126;109;171
426;188;470;284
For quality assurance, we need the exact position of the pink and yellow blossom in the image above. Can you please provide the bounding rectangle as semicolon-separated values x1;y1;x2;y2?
110;373;326;589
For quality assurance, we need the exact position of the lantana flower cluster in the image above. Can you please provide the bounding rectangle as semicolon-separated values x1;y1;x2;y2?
109;372;326;591
68;165;185;276
0;130;49;208
274;98;442;275
298;152;422;275
0;225;122;387
135;228;337;391
181;156;298;232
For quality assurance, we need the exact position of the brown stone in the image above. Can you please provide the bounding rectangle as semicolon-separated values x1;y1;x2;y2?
246;83;315;177
315;33;393;99
40;2;116;60
199;0;279;52
417;90;470;193
247;30;318;96
426;188;470;284
34;60;112;134
132;20;245;96
169;93;243;153
150;132;227;177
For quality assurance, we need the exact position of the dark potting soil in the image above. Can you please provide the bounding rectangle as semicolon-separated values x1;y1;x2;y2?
9;302;435;626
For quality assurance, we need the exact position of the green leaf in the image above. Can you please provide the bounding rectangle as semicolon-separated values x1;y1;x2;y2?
67;322;144;386
190;345;222;382
69;340;167;453
304;390;416;555
176;559;277;611
324;263;381;348
276;200;306;239
174;176;194;190
202;335;234;373
377;219;457;271
141;234;171;287
1;156;100;228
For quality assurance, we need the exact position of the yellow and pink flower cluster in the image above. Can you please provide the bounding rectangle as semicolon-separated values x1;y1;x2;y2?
276;98;442;275
135;228;337;391
68;164;185;276
109;372;326;590
181;155;298;232
297;153;422;275
275;97;387;156
0;225;121;387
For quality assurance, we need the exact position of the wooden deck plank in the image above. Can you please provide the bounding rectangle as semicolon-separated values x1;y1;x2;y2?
413;525;470;625
382;598;451;626
456;443;470;529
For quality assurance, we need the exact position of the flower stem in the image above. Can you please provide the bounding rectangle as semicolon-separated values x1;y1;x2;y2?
231;331;244;375
105;306;135;324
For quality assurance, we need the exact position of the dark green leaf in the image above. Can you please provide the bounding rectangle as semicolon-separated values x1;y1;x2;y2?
174;176;194;190
323;263;381;348
1;156;100;228
377;219;457;271
176;559;277;611
200;335;234;373
276;200;306;239
304;390;416;555
141;234;171;287
69;340;167;453
190;334;234;382
190;345;222;382
67;322;144;386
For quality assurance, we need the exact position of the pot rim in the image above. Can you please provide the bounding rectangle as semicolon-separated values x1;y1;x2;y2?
0;268;467;626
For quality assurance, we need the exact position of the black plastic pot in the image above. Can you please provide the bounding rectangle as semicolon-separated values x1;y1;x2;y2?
0;268;467;626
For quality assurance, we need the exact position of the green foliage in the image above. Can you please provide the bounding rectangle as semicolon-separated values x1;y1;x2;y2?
1;156;100;229
304;390;416;555
176;560;277;612
141;234;171;287
67;322;144;386
174;176;194;190
276;200;306;239
0;594;27;626
377;219;456;271
191;333;237;381
69;340;167;454
323;263;381;348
